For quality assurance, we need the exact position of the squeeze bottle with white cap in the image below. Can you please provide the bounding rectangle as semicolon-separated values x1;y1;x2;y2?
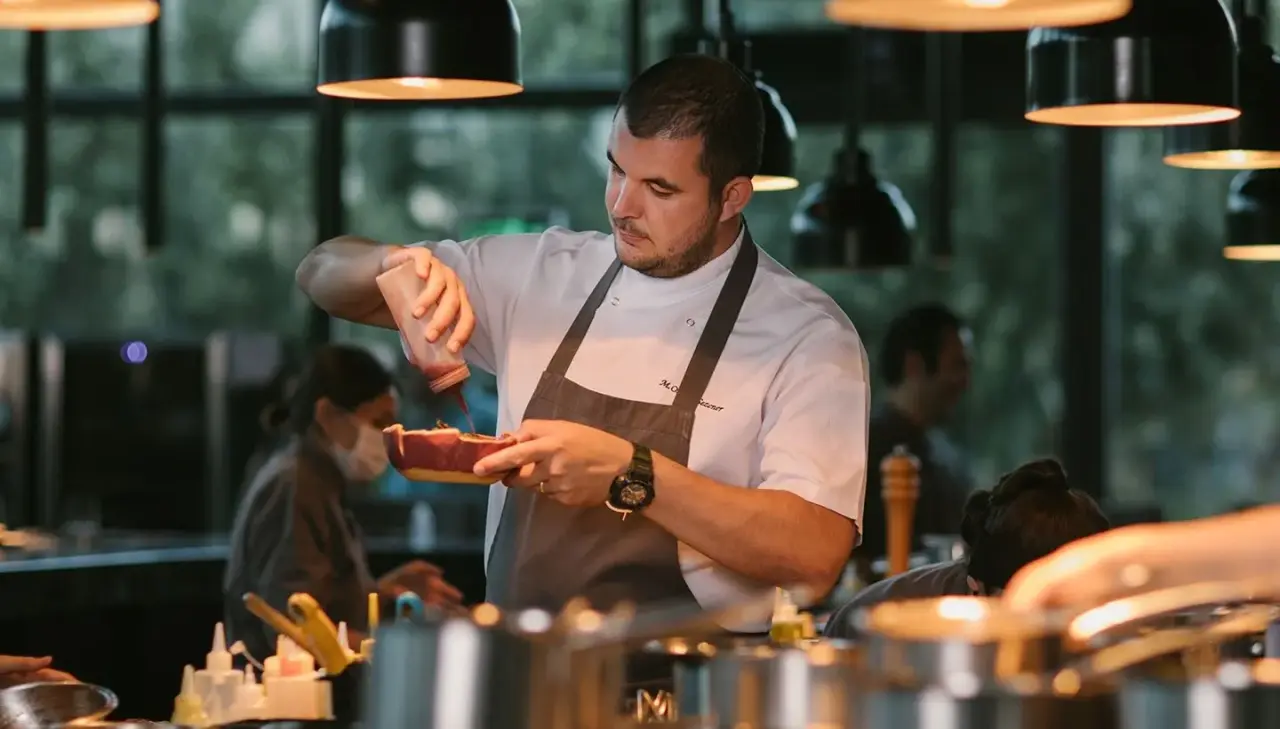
229;665;265;722
193;622;243;723
172;665;209;727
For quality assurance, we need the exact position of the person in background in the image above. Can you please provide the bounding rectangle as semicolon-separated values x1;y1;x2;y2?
0;656;74;686
826;459;1109;638
857;303;974;571
223;344;463;660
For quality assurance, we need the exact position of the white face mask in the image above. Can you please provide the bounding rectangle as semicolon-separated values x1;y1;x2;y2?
334;421;390;483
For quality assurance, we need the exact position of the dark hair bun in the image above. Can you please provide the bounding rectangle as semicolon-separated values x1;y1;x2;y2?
259;401;290;433
960;489;992;547
990;458;1068;507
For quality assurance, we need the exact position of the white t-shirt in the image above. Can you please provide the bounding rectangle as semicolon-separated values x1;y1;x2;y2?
420;226;870;616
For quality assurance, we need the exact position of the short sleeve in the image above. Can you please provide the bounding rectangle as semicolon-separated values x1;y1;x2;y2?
414;234;542;374
756;320;869;532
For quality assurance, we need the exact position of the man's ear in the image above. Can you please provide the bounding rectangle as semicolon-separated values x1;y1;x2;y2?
719;176;754;222
966;576;984;596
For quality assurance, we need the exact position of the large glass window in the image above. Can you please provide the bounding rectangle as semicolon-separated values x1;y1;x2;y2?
758;125;1062;490
0;33;24;93
28;119;142;334
1105;130;1280;518
163;0;319;90
161;115;314;333
0;122;25;324
1;116;312;336
49;27;144;90
513;0;626;84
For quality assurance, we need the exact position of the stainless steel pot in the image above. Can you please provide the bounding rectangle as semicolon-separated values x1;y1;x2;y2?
0;681;118;729
671;641;862;729
1121;658;1280;729
363;589;789;729
853;589;1280;729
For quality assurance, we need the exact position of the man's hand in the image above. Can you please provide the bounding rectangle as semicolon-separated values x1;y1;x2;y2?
473;420;633;508
0;656;76;687
377;560;464;607
1004;525;1168;610
380;246;475;354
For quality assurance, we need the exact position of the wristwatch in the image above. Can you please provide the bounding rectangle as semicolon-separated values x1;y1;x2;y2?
606;443;655;519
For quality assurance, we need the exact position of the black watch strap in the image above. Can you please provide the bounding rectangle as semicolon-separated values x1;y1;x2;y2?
629;443;653;481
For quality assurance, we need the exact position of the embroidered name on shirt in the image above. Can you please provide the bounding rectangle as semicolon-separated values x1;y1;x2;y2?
659;379;724;412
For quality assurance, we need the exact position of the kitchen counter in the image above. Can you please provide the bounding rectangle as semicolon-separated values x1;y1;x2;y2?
0;532;486;618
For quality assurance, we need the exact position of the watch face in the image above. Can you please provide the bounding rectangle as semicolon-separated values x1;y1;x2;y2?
618;481;649;507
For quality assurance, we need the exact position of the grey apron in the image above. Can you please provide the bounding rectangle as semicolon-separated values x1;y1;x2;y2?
486;229;759;616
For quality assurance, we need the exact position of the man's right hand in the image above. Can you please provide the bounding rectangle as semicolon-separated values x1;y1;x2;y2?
380;247;476;354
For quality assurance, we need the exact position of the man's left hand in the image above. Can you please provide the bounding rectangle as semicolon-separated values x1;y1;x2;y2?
474;420;633;507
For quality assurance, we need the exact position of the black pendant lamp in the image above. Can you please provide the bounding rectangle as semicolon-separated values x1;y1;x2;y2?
1026;0;1239;126
317;0;522;101
791;149;916;270
825;0;1130;31
1224;169;1280;260
1164;16;1280;169
754;78;799;192
703;3;797;192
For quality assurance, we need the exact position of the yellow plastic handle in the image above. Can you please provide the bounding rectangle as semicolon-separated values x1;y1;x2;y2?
287;592;352;676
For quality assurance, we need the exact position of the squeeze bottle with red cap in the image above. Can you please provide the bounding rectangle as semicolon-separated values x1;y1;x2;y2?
375;261;471;394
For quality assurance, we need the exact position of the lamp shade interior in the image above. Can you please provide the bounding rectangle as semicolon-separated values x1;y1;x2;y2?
0;0;159;29
825;0;1131;31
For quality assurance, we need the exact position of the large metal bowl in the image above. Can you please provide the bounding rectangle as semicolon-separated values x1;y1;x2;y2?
0;681;117;729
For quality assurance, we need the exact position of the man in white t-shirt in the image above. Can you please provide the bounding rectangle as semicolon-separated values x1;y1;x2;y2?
296;54;869;631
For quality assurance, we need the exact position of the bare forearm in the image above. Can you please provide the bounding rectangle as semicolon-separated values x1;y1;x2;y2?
295;235;398;326
643;453;855;595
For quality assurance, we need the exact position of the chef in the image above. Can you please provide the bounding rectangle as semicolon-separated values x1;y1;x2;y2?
296;54;868;633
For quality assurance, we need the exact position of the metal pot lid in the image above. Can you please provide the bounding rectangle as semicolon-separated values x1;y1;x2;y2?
857;596;1072;642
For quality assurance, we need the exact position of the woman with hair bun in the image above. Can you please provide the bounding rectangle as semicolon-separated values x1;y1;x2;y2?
222;344;464;661
824;458;1111;639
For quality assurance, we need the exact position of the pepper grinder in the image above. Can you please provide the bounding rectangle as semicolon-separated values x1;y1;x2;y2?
881;444;920;578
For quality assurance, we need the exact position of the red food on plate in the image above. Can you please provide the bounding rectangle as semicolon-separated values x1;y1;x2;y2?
383;423;517;484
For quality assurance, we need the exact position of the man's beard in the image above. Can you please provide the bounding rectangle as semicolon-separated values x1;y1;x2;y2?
616;206;721;279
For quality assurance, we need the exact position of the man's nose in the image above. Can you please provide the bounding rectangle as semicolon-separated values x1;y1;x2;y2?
611;179;643;219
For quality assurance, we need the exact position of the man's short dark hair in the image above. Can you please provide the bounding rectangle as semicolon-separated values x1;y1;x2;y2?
880;303;965;387
962;459;1111;590
617;53;764;195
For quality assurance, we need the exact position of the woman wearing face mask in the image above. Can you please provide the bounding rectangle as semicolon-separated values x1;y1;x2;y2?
222;344;463;660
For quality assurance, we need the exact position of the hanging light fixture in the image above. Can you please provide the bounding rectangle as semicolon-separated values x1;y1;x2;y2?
317;0;522;101
791;149;916;270
1224;169;1280;260
824;0;1130;32
1026;0;1239;127
0;0;158;29
700;3;797;192
1164;16;1280;169
753;78;798;192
